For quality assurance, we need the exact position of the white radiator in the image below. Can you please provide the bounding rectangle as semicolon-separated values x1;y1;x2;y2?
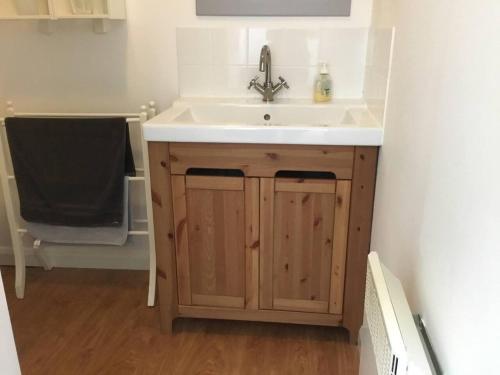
360;252;438;375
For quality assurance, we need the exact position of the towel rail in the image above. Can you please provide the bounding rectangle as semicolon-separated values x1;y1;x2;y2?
0;101;158;307
0;116;140;125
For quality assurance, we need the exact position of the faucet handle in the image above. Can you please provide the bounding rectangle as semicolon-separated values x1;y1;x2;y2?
278;76;290;89
248;76;260;90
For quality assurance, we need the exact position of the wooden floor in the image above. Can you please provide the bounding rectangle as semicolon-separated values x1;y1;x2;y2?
1;266;359;375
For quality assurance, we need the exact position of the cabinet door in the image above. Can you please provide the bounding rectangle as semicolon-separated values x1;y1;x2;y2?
171;175;259;309
260;177;351;314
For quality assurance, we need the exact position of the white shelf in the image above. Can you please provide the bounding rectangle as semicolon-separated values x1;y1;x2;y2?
54;14;108;19
51;0;126;20
0;0;126;30
0;15;52;20
0;0;50;19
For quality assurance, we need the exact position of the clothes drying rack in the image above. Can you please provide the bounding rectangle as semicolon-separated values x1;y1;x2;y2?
0;101;158;307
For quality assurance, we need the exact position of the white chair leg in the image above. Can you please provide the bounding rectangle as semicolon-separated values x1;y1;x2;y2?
142;107;157;308
147;262;156;307
13;244;25;299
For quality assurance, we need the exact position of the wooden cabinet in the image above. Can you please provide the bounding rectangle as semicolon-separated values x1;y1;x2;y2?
149;142;378;344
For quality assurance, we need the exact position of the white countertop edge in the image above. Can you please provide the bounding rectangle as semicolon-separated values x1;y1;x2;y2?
143;125;384;146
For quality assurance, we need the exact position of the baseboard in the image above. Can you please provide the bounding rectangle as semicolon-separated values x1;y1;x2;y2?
0;243;149;270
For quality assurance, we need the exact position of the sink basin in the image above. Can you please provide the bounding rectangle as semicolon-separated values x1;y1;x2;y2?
143;98;383;146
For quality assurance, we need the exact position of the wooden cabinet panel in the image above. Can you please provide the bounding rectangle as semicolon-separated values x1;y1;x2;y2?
172;175;247;309
188;187;245;307
169;143;355;179
259;178;274;310
171;175;191;306
260;177;350;314
186;175;244;191
343;147;379;343
330;180;351;314
273;181;336;313
148;142;178;333
244;178;260;310
275;178;337;194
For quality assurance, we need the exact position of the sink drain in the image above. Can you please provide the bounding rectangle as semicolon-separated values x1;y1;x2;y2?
264;114;271;121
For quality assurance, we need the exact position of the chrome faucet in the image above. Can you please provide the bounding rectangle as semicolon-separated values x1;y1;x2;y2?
248;45;289;102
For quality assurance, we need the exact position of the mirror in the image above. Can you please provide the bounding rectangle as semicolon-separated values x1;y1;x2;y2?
196;0;352;17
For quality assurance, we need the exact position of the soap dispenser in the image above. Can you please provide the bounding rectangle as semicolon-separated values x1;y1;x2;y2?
314;62;333;103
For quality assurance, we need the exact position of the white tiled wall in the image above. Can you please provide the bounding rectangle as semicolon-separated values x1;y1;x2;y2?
363;27;395;124
177;27;369;99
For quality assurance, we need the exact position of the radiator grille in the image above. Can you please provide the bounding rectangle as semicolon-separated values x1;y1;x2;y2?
365;266;398;374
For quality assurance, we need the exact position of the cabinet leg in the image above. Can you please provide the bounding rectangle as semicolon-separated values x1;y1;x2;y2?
159;308;174;334
157;271;177;335
159;316;174;335
347;325;360;345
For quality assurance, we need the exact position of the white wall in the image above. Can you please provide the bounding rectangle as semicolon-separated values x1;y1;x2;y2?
363;26;393;125
371;0;500;373
0;0;373;253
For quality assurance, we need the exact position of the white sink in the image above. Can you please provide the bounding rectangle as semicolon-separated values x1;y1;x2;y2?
143;98;383;146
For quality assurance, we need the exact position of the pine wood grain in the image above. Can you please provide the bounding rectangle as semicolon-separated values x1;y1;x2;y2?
171;175;191;306
178;305;342;327
273;299;330;314
343;147;379;344
244;178;260;310
185;178;246;307
191;294;245;309
186;175;244;191
259;178;274;310
148;142;178;332
169;143;355;179
329;180;352;315
2;267;359;375
273;189;336;313
275;178;337;194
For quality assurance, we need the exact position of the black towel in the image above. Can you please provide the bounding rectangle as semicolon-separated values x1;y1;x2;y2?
6;117;135;227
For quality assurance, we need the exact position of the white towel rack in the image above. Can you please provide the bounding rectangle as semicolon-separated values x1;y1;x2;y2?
0;101;158;307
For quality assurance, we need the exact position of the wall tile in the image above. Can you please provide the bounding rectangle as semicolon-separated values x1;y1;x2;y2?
211;65;254;97
319;28;368;98
271;66;317;98
211;28;248;66
319;28;368;70
177;27;371;100
332;66;366;98
248;28;320;66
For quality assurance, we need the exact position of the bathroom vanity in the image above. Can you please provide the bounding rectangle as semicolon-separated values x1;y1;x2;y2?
144;98;382;344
